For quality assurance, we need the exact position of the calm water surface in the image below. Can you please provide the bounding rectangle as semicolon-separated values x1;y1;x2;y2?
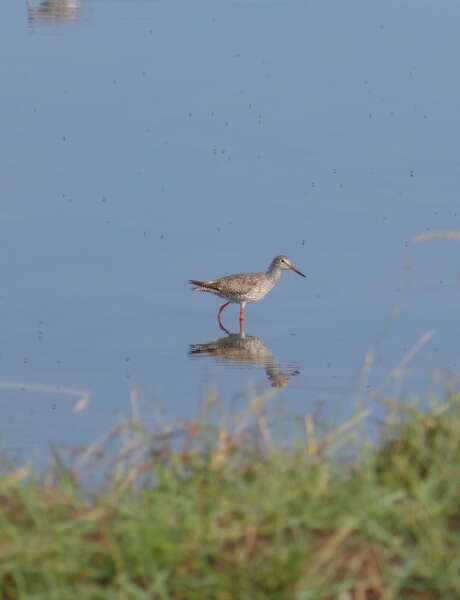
2;0;460;467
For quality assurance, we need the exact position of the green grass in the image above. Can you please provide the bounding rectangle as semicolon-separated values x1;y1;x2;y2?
1;393;460;599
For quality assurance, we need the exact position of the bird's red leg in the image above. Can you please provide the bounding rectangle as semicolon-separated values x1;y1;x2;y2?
238;304;247;335
217;302;231;334
238;304;245;334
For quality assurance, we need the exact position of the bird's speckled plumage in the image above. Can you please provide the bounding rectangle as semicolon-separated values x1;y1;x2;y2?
191;271;278;303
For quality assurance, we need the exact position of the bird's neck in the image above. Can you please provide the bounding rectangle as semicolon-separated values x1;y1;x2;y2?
266;262;282;282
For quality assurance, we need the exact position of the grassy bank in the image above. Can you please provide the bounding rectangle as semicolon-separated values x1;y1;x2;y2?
1;394;460;599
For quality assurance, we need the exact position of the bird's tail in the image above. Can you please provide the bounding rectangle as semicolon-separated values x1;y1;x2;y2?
190;279;218;292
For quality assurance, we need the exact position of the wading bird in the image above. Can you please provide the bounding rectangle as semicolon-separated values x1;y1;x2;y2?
190;255;306;332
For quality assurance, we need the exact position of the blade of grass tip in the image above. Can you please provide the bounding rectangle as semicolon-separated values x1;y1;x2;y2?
318;410;372;454
433;399;458;416
211;428;232;469
49;446;77;488
362;349;374;383
390;329;435;378
0;464;30;491
305;415;318;457
249;388;278;412
115;460;153;496
74;423;125;472
356;349;375;410
233;405;253;438
118;409;149;457
129;385;140;424
115;430;155;469
256;412;273;454
73;390;90;413
182;421;203;455
198;386;218;422
411;231;460;243
373;394;420;416
119;412;132;454
115;412;150;476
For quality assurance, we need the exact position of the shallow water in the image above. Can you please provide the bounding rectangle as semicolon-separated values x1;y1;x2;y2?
2;0;460;467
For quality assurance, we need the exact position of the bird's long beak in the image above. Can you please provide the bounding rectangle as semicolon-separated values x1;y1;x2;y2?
288;264;306;278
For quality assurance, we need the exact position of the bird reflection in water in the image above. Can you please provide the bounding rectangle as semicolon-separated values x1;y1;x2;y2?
189;330;299;389
27;0;81;25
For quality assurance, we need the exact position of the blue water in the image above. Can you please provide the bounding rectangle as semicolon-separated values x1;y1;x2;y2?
2;0;460;467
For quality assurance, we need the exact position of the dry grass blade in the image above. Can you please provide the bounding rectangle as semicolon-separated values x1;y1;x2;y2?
373;394;420;416
305;414;317;457
210;428;233;469
391;330;434;378
411;231;460;243
316;410;371;455
256;411;273;454
0;379;90;412
73;423;127;473
114;460;154;495
0;465;30;491
301;520;357;578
